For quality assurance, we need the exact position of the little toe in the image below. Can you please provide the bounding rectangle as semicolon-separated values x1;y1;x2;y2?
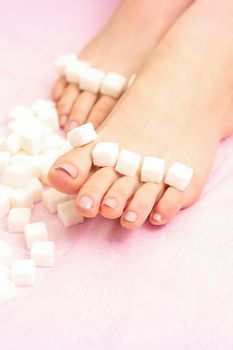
57;84;80;126
52;76;67;102
65;91;98;133
121;183;161;229
150;186;184;226
76;167;119;218
87;95;117;129
100;176;139;220
48;144;94;194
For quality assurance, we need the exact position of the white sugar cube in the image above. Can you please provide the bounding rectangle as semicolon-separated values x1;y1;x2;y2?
21;128;47;154
65;59;90;84
11;189;33;209
100;72;127;98
0;241;13;266
0;185;14;197
47;134;66;151
5;132;22;154
31;241;55;267
43;188;68;214
8;208;31;233
31;99;55;115
0;276;16;304
0;151;10;174
141;156;165;183
79;67;106;94
3;162;34;188
92;142;119;167
24;222;48;250
8;105;34;120
37;107;59;131
10;259;35;286
0;192;11;219
55;54;77;76
67;122;97;147
57;200;84;227
24;178;43;203
115;149;141;177
165;162;193;191
0;262;10;278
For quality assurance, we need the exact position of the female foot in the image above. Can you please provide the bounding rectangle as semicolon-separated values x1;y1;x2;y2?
52;0;193;132
49;0;233;229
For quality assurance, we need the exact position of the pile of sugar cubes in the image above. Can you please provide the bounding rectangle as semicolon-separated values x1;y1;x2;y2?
0;99;84;298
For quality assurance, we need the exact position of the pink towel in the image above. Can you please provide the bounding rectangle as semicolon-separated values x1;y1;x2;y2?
1;1;233;349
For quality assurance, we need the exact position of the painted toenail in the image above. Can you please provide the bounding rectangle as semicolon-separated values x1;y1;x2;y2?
124;211;138;223
67;121;79;132
60;115;68;127
55;163;78;178
152;213;162;223
78;196;94;210
103;198;118;209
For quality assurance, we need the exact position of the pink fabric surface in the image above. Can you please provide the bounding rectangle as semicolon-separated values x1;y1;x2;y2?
1;1;233;349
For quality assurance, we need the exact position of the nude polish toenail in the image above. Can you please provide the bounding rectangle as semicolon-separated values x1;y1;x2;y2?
78;196;93;210
103;198;118;209
67;121;79;132
55;163;78;178
153;213;162;223
124;211;138;223
60;115;68;127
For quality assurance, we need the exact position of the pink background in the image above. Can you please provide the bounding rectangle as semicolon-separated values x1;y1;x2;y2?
1;1;233;349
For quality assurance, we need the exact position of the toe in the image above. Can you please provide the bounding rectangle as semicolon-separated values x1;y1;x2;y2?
120;183;161;229
52;77;67;102
76;167;119;218
87;95;117;129
150;186;184;226
100;176;139;220
56;84;80;126
48;143;94;194
65;91;98;133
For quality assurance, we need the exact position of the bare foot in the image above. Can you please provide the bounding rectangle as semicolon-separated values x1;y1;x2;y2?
49;0;233;229
52;0;194;132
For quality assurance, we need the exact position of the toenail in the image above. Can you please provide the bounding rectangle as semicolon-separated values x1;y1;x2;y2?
78;196;94;210
55;163;78;178
67;121;79;132
60;115;68;127
152;213;162;223
103;198;118;209
124;211;138;223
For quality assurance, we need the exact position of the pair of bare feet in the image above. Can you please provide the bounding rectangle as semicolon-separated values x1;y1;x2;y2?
48;0;233;229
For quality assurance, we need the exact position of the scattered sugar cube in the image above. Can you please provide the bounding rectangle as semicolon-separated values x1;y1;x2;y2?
67;122;97;147
57;200;84;228
47;134;67;151
0;151;10;174
21;128;47;154
55;54;77;76
10;259;35;286
0;276;16;304
5;132;22;154
0;184;14;197
37;107;59;131
115;149;141;177
24;222;48;250
92;142;119;167
0;192;11;219
65;59;90;84
43;188;68;214
3;162;34;188
164;162;193;191
31;99;55;115
0;262;10;278
31;241;55;267
8;105;33;120
141;156;165;183
24;178;43;203
100;72;127;98
7;208;31;233
11;189;33;209
79;67;106;94
0;241;13;266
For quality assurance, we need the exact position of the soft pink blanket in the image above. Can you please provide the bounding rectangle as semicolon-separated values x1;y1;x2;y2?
1;1;233;349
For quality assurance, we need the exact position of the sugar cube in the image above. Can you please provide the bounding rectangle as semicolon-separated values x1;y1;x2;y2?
21;128;47;154
92;142;119;167
115;149;141;177
10;259;35;286
141;156;165;183
8;208;31;233
31;241;55;267
37;107;59;131
65;59;90;84
5;132;22;154
24;178;43;203
11;189;33;209
3;162;34;188
8;105;34;121
57;200;84;227
67;122;97;147
0;241;13;266
31;99;55;115
0;192;11;219
0;151;10;175
0;262;10;278
79;67;106;94
24;222;48;250
55;54;77;76
164;162;193;191
43;188;68;214
100;72;127;98
0;276;16;304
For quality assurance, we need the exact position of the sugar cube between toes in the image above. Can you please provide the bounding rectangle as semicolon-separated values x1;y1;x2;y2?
141;156;165;183
10;259;35;286
54;54;77;76
92;142;119;167
67;122;97;147
57;200;84;227
24;222;48;250
7;208;31;233
164;162;193;191
100;72;127;98
79;67;106;94
0;241;13;266
65;59;90;84
43;188;69;214
31;241;55;267
115;149;141;177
